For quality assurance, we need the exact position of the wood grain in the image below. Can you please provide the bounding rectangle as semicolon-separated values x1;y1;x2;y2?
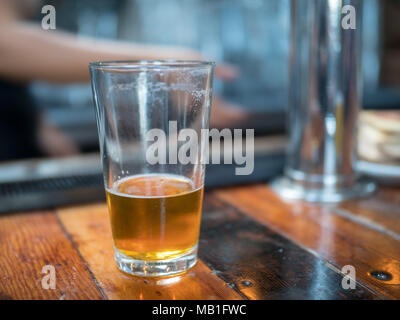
57;203;242;300
0;211;104;300
215;185;400;299
2;183;399;300
199;194;378;300
338;187;400;236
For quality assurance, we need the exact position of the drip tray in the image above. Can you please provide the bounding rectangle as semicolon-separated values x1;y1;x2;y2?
0;135;287;213
0;154;105;213
0;174;105;213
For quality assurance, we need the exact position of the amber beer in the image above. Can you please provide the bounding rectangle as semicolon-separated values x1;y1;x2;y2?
90;60;214;276
106;174;203;261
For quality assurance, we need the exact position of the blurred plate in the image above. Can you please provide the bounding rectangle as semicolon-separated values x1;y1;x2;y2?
357;160;400;186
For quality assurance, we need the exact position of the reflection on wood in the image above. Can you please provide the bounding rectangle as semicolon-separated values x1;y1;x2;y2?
199;194;378;300
57;204;242;300
216;185;400;299
0;183;398;299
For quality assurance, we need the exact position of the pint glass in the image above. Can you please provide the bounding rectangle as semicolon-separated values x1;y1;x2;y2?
271;0;375;202
90;61;215;277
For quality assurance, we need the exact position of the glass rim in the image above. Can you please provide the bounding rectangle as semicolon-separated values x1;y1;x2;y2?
89;59;215;70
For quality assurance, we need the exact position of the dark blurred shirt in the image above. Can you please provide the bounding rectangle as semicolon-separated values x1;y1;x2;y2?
0;79;41;161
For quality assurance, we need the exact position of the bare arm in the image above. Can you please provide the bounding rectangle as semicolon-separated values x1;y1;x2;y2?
0;23;207;83
0;0;236;83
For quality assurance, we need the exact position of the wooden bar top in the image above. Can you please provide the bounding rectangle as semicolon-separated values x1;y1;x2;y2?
0;183;399;300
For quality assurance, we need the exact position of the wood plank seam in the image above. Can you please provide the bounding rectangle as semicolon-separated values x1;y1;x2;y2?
322;259;385;299
330;207;400;242
215;185;400;298
199;194;380;299
201;260;250;300
281;235;389;299
56;203;244;300
54;212;108;300
213;194;388;300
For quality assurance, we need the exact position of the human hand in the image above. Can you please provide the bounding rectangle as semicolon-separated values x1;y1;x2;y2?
37;119;80;158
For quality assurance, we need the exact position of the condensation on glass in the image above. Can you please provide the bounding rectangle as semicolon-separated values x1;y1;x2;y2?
90;60;214;276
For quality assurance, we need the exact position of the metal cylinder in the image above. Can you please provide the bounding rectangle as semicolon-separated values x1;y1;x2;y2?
271;0;376;202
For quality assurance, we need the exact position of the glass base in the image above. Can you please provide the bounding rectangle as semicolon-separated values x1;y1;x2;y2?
114;245;198;277
270;176;376;203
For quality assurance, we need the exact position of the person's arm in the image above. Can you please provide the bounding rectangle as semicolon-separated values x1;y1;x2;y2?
0;0;236;83
0;22;217;83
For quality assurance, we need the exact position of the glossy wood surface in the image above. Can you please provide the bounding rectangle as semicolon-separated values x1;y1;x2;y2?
0;184;399;299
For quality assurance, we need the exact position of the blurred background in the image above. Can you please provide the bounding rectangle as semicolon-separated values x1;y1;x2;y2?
5;0;399;158
0;0;399;211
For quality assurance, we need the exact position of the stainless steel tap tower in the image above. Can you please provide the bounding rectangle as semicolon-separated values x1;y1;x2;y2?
271;0;376;202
